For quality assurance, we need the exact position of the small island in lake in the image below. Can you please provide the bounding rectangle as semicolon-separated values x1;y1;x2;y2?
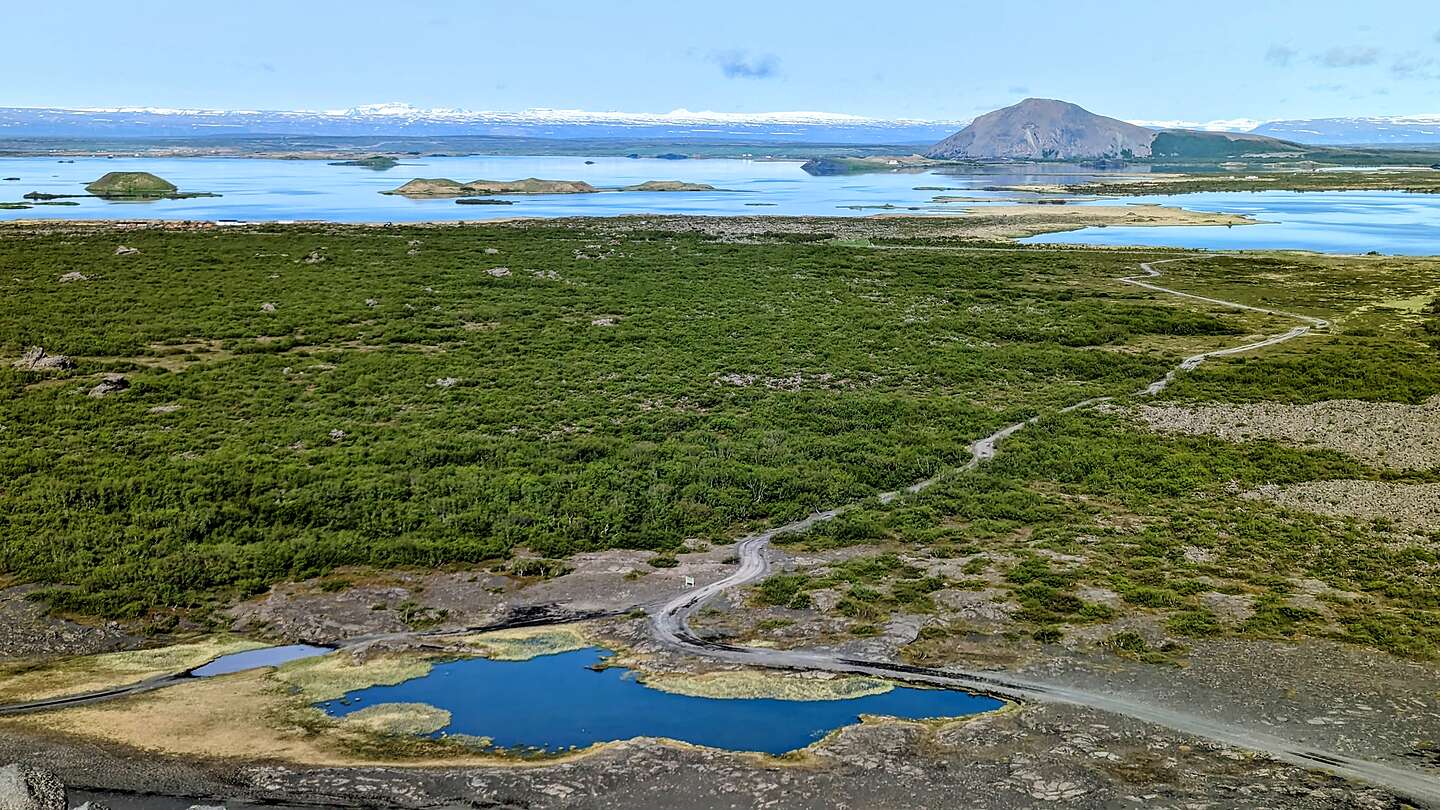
83;171;220;199
328;155;399;170
384;178;599;197
86;171;178;197
13;172;219;205
386;178;722;198
620;180;716;192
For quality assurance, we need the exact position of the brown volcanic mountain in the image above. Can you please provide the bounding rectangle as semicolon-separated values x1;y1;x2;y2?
926;98;1156;160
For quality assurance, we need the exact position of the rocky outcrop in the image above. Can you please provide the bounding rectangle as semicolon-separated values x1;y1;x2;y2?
87;376;129;398
926;98;1155;161
12;347;73;371
0;763;66;810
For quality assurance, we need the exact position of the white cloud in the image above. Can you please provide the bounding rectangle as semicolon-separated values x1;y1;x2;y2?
1265;45;1297;67
1392;52;1440;80
1316;46;1380;68
712;50;781;80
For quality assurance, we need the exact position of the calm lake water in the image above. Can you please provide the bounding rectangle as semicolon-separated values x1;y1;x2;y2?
1023;189;1440;254
0;155;1090;222
2;155;1437;254
318;647;1002;754
189;644;331;676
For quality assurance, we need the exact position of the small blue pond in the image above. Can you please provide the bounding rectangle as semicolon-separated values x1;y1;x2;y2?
317;647;1002;754
190;644;331;677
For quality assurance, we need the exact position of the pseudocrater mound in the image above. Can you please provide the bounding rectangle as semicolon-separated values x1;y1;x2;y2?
86;171;178;197
84;171;220;200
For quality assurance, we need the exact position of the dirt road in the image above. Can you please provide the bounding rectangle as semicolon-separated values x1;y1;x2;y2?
651;255;1440;807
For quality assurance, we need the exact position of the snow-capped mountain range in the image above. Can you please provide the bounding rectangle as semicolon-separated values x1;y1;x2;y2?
3;103;1439;146
0;103;968;144
1251;115;1440;144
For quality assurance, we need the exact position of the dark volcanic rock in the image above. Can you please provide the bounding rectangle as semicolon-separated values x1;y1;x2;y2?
87;375;129;398
0;763;66;810
11;346;73;372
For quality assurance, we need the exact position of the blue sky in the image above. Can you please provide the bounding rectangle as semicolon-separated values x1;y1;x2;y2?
5;0;1439;122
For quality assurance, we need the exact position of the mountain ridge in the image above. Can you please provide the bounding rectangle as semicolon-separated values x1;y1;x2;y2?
926;98;1156;160
0;104;967;144
7;102;1440;148
1251;115;1440;144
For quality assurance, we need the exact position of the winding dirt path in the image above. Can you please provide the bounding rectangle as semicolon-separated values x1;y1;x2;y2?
2;253;1432;803
653;256;1440;806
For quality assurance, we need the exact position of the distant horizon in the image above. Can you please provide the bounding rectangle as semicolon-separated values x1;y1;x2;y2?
6;99;1440;134
4;1;1438;124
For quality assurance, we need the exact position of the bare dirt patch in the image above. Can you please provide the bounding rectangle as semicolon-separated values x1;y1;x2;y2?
1133;395;1440;471
1244;480;1440;535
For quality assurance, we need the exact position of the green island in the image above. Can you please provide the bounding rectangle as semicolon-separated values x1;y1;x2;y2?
384;177;599;196
83;171;219;199
328;155;400;170
384;177;720;197
7;172;221;206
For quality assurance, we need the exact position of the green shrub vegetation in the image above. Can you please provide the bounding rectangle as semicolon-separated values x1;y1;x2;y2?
6;222;1439;664
761;245;1440;659
2;224;1254;618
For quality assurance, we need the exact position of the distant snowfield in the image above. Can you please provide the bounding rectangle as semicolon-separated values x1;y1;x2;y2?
64;102;958;127
5;102;1440;145
0;103;969;143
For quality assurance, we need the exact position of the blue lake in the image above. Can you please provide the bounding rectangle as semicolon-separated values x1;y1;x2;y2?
2;155;1437;254
1022;189;1440;255
0;155;1086;222
317;647;1003;755
190;644;331;677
